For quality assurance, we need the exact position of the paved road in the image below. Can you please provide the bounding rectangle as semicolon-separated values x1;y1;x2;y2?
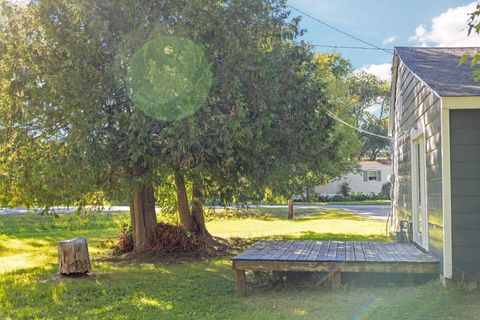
0;206;130;215
0;204;391;221
244;204;391;221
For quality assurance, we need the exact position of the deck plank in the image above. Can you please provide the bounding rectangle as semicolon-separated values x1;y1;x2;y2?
394;243;417;262
258;241;285;260
297;241;316;261
280;241;304;260
232;240;439;266
336;241;346;261
353;242;366;261
373;242;386;261
345;241;355;261
306;241;324;261
289;241;309;260
362;242;376;261
241;241;276;260
375;242;395;262
266;240;296;260
316;241;331;260
326;241;338;260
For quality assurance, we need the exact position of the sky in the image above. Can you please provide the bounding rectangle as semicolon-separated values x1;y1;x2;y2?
287;0;480;81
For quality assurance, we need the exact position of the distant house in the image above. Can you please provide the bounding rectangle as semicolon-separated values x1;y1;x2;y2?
314;160;391;196
389;47;480;287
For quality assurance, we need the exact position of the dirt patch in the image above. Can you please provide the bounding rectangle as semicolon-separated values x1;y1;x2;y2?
97;235;256;265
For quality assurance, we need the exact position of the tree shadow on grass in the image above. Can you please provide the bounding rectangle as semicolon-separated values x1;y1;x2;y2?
263;232;390;242
206;207;374;222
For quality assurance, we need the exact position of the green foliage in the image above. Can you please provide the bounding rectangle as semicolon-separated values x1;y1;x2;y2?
126;34;212;121
0;0;362;243
316;192;389;203
263;53;361;199
346;71;390;160
339;182;351;198
381;182;392;200
465;3;480;79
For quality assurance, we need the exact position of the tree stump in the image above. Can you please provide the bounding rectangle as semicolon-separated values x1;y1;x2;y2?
57;238;91;275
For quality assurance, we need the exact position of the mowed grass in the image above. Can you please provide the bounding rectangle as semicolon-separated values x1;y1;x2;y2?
0;208;479;319
207;208;387;241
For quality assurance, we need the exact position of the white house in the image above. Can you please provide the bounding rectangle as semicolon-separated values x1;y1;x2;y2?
314;160;392;196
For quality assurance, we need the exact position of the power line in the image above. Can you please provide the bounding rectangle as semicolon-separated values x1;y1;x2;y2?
325;109;392;141
287;5;393;54
312;45;392;51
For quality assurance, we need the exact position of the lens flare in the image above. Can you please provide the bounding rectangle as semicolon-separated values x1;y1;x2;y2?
126;34;212;121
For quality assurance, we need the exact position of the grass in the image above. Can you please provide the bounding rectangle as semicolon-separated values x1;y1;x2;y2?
0;208;479;319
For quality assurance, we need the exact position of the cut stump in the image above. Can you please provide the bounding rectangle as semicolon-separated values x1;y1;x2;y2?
58;238;91;275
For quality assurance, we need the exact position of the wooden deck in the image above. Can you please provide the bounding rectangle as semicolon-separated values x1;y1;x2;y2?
232;240;439;295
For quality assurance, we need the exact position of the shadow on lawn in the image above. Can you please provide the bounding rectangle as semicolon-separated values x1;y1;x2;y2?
264;232;389;242
206;207;371;222
1;260;239;319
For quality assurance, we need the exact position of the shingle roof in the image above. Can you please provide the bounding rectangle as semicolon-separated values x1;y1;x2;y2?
360;160;391;169
395;47;480;97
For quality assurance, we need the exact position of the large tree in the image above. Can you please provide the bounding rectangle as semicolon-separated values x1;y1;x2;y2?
265;53;360;217
0;0;360;250
346;71;390;160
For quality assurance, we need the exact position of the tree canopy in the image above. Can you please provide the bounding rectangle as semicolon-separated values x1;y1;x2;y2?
346;71;390;160
465;3;480;79
0;0;362;251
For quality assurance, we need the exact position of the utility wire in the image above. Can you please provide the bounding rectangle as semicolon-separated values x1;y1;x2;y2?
312;45;392;51
287;5;394;54
325;109;392;141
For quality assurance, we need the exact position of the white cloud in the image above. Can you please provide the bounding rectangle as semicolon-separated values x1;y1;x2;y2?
359;63;392;81
409;1;480;46
383;36;396;45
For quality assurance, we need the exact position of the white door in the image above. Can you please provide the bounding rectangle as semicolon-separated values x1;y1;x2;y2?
412;136;429;250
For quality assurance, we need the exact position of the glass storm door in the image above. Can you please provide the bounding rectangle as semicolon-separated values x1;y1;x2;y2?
412;137;428;250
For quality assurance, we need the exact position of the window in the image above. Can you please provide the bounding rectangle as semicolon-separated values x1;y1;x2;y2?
363;170;381;182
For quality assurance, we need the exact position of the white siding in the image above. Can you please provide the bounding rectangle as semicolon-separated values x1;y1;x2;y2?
315;165;391;196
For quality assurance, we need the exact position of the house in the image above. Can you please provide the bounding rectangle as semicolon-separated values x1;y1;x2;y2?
314;160;391;196
389;47;480;287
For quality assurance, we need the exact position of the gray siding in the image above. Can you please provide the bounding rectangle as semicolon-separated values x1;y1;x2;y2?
450;109;480;281
392;61;443;261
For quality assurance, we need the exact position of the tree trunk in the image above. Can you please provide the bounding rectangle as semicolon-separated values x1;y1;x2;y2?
174;169;195;232
130;184;157;252
192;180;209;236
287;196;294;220
173;169;209;236
58;238;91;275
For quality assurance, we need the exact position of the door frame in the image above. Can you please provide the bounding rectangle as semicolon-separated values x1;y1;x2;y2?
410;125;429;251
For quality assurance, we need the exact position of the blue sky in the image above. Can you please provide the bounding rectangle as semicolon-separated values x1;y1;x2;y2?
288;0;480;80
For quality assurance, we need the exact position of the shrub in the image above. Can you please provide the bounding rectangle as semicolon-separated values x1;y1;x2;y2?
339;182;351;198
381;182;392;199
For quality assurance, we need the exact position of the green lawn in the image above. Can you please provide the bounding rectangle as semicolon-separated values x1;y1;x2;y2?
1;208;479;319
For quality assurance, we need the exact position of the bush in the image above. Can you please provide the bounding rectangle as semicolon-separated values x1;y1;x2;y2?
314;191;389;202
381;182;392;199
339;182;351;198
